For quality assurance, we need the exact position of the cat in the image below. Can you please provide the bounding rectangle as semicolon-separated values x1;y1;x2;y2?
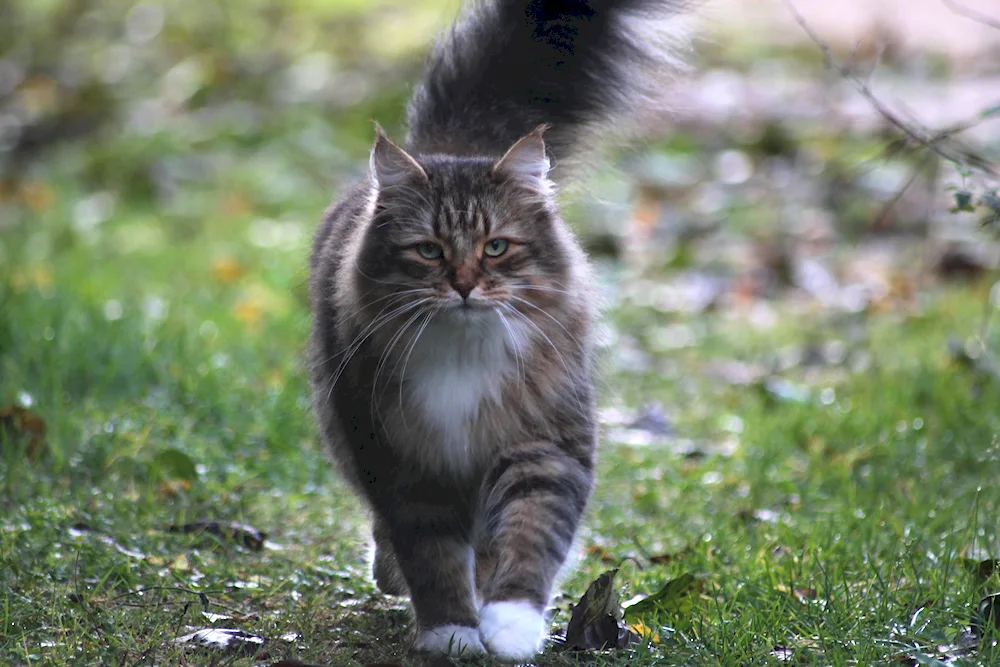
308;0;690;660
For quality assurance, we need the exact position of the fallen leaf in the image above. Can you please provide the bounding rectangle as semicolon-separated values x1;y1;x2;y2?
639;542;696;566
0;405;48;458
211;256;244;283
586;545;619;564
771;646;796;662
201;611;231;623
173;628;265;657
19;182;55;211
171;553;191;572
158;478;192;499
627;620;660;643
153;448;198;482
562;569;639;650
775;584;819;603
648;551;686;566
623;573;702;630
235;298;263;324
167;520;267;551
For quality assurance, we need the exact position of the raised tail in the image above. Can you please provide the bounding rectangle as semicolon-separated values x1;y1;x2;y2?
405;0;691;172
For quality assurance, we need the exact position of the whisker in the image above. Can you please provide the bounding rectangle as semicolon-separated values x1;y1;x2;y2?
506;294;586;355
369;304;430;426
336;288;432;325
395;306;439;427
322;298;432;404
498;302;574;378
313;293;424;370
508;284;575;297
495;307;526;404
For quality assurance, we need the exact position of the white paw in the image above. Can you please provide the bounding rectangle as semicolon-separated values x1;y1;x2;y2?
479;599;546;660
414;624;486;656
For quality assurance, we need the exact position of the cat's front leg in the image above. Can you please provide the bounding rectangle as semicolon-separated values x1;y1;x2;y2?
478;440;593;660
385;500;485;657
371;518;408;596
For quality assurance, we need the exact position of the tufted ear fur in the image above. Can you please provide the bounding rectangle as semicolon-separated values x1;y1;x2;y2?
492;125;552;193
369;124;427;188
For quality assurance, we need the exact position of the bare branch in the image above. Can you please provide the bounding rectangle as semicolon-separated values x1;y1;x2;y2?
782;0;998;176
943;0;1000;31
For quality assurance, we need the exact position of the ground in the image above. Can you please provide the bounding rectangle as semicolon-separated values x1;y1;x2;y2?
1;0;999;665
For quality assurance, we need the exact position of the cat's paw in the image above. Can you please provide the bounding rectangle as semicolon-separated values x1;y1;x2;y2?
479;600;545;660
414;625;486;656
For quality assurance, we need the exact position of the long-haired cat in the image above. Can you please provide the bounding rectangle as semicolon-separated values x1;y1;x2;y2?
308;0;689;659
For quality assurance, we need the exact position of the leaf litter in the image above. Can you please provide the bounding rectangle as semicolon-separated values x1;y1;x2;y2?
173;625;303;659
558;568;704;653
623;573;703;631
560;569;639;651
167;520;268;550
0;404;48;458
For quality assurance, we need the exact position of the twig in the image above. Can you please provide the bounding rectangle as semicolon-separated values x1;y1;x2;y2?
782;0;998;176
107;586;211;607
944;0;1000;31
106;585;245;616
872;153;935;231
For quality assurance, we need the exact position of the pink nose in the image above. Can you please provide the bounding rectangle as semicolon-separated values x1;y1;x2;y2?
451;262;480;299
452;280;475;299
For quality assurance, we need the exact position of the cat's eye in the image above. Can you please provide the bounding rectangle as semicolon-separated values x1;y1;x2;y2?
416;243;443;260
483;239;509;257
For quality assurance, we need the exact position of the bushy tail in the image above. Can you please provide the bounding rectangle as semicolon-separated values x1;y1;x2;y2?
405;0;691;172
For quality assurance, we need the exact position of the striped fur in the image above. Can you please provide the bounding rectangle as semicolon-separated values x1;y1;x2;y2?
308;0;689;660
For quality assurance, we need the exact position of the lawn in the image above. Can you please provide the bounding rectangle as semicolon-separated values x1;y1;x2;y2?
2;1;1000;665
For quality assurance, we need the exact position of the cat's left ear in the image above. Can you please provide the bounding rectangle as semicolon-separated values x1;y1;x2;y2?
369;124;427;188
492;125;552;192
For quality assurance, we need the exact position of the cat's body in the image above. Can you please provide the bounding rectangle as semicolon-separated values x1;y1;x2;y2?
308;0;688;659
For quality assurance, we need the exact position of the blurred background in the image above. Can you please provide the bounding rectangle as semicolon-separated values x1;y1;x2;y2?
2;0;999;471
2;0;1000;472
2;0;998;303
2;1;1000;663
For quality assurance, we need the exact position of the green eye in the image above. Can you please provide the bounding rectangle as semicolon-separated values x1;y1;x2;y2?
416;243;443;260
484;239;509;257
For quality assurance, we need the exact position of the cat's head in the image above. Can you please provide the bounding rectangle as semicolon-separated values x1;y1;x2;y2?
352;126;582;335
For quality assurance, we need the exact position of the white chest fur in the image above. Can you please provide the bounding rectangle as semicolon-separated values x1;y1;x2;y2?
401;311;524;472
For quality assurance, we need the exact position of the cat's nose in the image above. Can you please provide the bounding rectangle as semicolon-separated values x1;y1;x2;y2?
452;279;476;299
450;262;479;299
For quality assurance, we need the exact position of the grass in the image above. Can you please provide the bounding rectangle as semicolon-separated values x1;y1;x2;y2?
2;163;999;667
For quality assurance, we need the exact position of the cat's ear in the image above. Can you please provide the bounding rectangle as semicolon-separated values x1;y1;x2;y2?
369;124;427;188
492;125;552;191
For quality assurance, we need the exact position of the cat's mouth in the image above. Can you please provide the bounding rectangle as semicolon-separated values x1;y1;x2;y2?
437;295;492;311
439;298;496;322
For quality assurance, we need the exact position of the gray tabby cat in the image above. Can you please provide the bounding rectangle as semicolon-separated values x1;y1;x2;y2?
308;0;689;659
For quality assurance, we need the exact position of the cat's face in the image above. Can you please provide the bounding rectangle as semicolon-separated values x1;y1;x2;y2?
353;130;572;334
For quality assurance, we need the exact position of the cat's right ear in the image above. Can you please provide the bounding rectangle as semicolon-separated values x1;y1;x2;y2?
492;125;552;196
369;124;427;188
